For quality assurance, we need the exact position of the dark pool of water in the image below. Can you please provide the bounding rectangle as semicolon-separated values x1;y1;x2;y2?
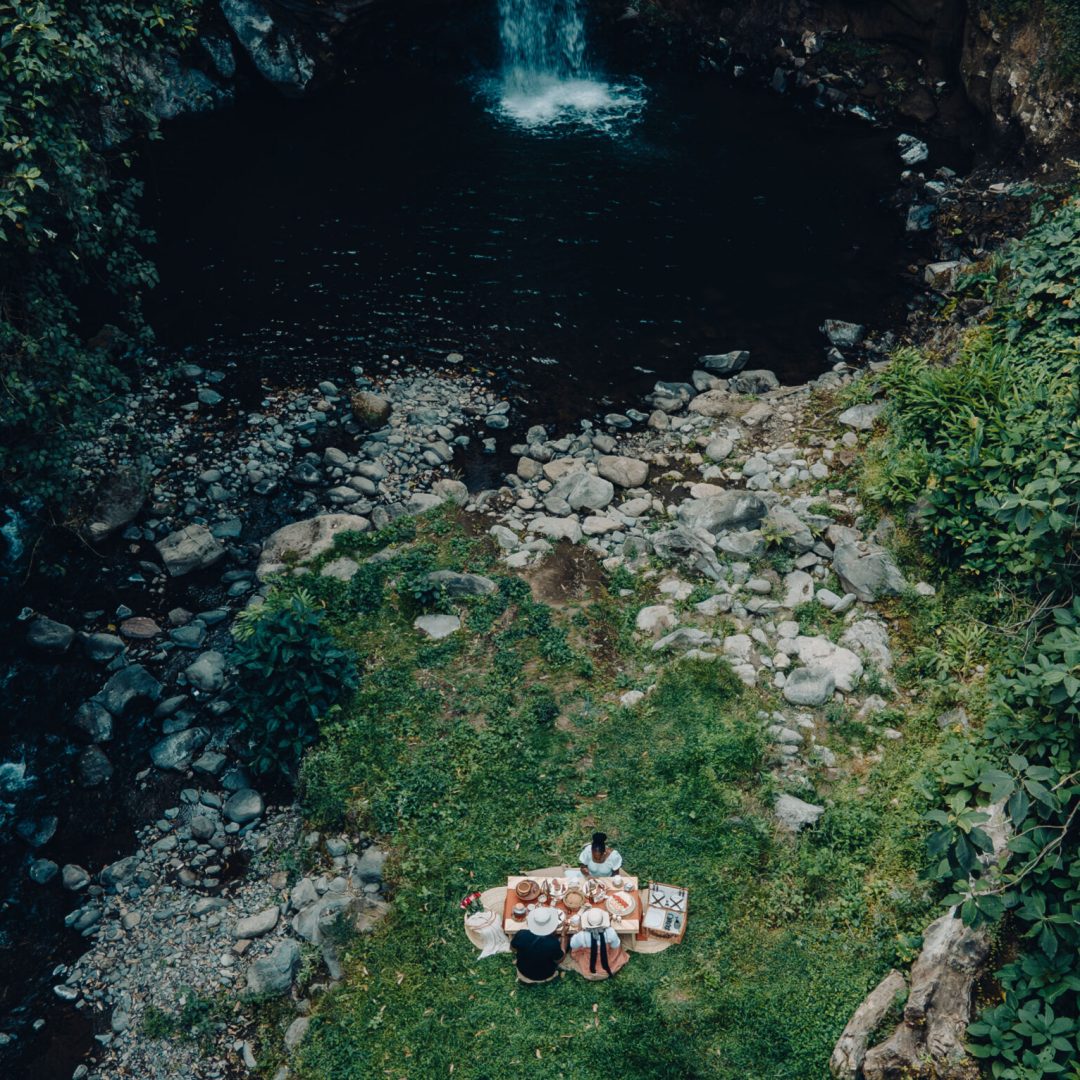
142;55;935;427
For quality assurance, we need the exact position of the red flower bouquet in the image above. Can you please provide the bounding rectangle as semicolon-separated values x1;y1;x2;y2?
459;891;483;915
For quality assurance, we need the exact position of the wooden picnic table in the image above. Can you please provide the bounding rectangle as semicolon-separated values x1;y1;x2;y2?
503;874;645;939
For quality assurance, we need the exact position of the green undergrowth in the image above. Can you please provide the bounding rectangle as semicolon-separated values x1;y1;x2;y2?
230;509;950;1079
849;193;1080;1078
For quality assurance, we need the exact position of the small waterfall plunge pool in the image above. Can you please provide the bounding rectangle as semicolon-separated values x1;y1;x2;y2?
142;17;965;428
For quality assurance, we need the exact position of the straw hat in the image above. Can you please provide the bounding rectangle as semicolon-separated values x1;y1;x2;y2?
583;907;611;930
526;906;561;936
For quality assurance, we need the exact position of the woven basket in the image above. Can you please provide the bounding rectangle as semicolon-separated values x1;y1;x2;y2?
563;887;586;911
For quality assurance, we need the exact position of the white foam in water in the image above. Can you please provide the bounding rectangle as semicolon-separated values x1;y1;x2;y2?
493;0;644;134
496;75;645;134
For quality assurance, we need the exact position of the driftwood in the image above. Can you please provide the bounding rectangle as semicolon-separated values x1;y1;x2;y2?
831;803;1010;1079
860;912;989;1079
830;969;907;1079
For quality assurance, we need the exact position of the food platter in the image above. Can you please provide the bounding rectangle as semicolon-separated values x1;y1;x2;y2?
605;890;637;918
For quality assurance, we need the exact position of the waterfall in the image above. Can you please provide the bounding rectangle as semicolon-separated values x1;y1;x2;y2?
499;0;588;93
493;0;644;132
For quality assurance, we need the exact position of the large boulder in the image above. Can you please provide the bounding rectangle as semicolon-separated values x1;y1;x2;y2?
424;571;497;598
224;788;265;825
699;350;749;375
676;492;767;535
775;793;825;832
235;906;279;940
156;525;225;577
596;455;649;489
837;402;885;430
26;616;75;654
185;650;226;693
257;514;370;579
220;0;315;95
96;665;162;717
85;466;147;542
782;667;836;706
245;939;300;996
833;541;907;602
349;390;392;429
790;636;863;692
150;727;210;771
763;505;815;553
730;369;779;395
548;471;614;513
650;526;725;581
840;620;894;670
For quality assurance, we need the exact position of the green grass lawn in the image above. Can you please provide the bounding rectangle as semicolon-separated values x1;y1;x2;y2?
270;513;940;1080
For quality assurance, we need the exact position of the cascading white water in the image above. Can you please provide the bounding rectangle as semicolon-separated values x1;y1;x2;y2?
494;0;644;132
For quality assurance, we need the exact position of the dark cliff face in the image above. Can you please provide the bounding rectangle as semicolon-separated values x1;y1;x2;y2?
602;0;1080;150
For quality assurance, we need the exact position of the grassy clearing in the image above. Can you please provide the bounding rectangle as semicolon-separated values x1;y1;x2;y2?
246;510;951;1079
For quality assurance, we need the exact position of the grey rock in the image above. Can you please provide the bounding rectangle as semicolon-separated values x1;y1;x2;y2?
840;620;894;670
350;390;392;429
86;467;147;542
156;524;225;577
245;939;300;996
29;858;59;884
224;788;264;824
27;616;75;654
80;633;124;663
821;320;865;348
700;350;749;375
72;700;113;743
775;793;825;832
677;492;767;535
531;517;582;544
763;505;815;553
549;471;614;512
258;514;370;579
425;571;497;598
101;856;139;889
650;525;725;581
782;667;836;707
596;455;648;489
62;864;90;891
150;727;210;771
235;905;280;939
833;541;907;602
78;746;113;787
284;1015;311;1052
220;0;315;94
413;614;461;639
653;628;713;652
837;403;885;430
353;845;387;885
185;650;226;693
193;750;228;778
730;369;779;395
96;664;162;716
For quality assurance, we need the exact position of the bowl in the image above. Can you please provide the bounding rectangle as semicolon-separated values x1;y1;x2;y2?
516;879;540;901
512;903;527;918
611;875;623;887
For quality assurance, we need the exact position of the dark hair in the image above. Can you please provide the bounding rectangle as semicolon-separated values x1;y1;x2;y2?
591;832;607;851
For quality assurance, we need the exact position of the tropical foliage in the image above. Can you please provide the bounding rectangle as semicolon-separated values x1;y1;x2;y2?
0;1;202;504
866;193;1080;1078
232;592;359;779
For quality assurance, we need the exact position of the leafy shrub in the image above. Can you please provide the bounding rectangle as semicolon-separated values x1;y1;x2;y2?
0;1;202;504
232;593;359;779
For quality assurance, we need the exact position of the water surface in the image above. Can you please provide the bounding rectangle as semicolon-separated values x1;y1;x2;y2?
143;57;918;424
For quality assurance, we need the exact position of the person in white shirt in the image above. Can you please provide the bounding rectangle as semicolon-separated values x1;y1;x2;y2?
566;907;629;980
578;831;623;878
